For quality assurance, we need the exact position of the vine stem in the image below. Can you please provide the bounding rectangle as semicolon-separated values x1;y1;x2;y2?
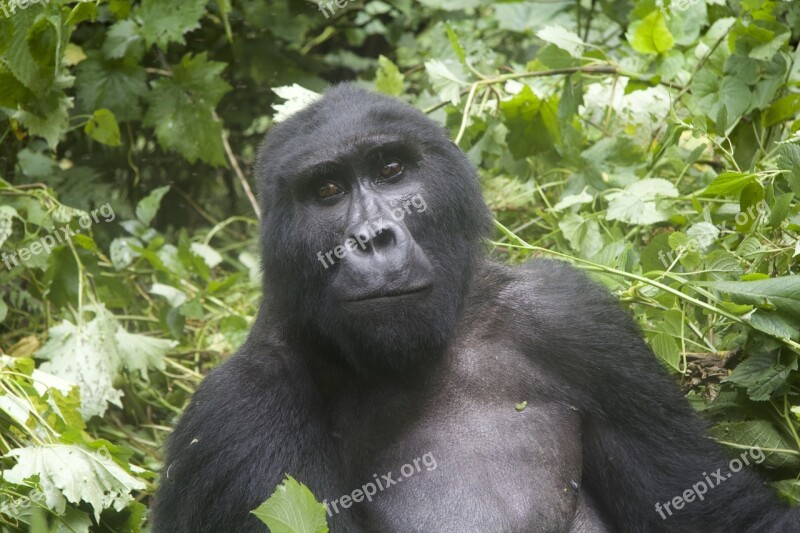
215;111;261;219
493;220;800;355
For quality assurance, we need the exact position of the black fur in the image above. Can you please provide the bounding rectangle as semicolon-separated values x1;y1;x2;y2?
152;85;799;532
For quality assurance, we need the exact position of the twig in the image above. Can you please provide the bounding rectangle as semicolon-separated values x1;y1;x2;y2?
217;116;261;219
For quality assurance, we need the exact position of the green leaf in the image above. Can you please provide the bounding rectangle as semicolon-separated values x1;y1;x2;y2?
629;11;675;55
536;24;585;59
84;109;121;146
26;15;58;75
709;420;800;468
650;332;681;371
135;185;170;226
143;53;231;165
724;352;798;401
36;305;175;419
0;205;16;250
500;85;560;159
115;328;175;380
102;20;144;60
252;476;329;533
135;0;208;50
764;94;800;127
605;178;679;225
552;189;593;211
272;84;322;123
691;72;751;123
706;277;800;319
558;212;602;257
444;24;466;64
747;311;800;341
66;2;99;26
424;59;467;105
0;64;34;108
777;144;800;196
375;55;404;96
190;242;223;269
702;172;758;197
3;444;146;521
75;52;148;122
774;480;800;506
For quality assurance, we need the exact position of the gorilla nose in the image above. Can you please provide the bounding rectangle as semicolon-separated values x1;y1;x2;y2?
347;220;403;258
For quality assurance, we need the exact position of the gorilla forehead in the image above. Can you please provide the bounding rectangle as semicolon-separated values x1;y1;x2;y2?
257;84;450;186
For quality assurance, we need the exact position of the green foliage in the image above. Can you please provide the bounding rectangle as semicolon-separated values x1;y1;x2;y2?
251;476;329;533
1;0;800;530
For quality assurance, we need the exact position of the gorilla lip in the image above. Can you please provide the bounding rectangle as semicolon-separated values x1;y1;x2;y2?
343;284;432;303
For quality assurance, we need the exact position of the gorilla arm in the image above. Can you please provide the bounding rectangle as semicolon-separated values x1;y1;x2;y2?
150;342;342;533
515;259;799;532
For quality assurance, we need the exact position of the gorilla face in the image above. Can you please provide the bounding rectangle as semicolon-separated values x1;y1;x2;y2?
256;85;492;373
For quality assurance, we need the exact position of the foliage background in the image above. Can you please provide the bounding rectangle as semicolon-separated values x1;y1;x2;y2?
1;0;799;530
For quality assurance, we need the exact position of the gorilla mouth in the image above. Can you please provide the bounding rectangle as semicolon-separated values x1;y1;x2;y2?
343;284;432;303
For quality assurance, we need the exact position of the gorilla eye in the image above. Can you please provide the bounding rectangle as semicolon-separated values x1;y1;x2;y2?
379;160;404;181
317;182;343;200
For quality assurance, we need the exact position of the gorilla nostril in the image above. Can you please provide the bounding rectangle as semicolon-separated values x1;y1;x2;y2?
371;228;396;251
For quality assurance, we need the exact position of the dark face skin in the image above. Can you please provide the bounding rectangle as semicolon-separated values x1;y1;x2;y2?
256;87;492;374
152;85;800;533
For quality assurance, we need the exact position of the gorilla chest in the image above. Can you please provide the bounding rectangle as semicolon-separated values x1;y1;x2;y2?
335;386;585;532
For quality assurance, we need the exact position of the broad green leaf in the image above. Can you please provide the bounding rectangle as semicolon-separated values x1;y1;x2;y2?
75;52;148;122
691;72;751;122
84;109;121;146
36;305;173;419
710;421;800;468
724;352;798;401
143;53;231;165
774;480;800;506
444;24;466;64
135;186;170;226
536;25;585;59
702;172;758;197
705;277;800;319
605;178;679;225
190;242;223;269
500;86;559;159
252;476;329;533
650;332;680;371
558;213;601;257
424;59;467;105
629;11;675;55
66;2;99;26
0;64;34;108
777;144;800;196
11;92;73;148
3;444;145;521
272;84;322;123
135;0;207;49
747;311;800;341
375;55;404;96
115;328;174;380
493;1;571;33
102;20;144;60
0;205;17;250
552;189;593;211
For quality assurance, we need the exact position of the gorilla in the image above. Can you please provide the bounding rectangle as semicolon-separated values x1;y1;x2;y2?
152;84;799;532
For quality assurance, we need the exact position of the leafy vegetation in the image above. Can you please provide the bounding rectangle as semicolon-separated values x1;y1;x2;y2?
1;0;799;530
